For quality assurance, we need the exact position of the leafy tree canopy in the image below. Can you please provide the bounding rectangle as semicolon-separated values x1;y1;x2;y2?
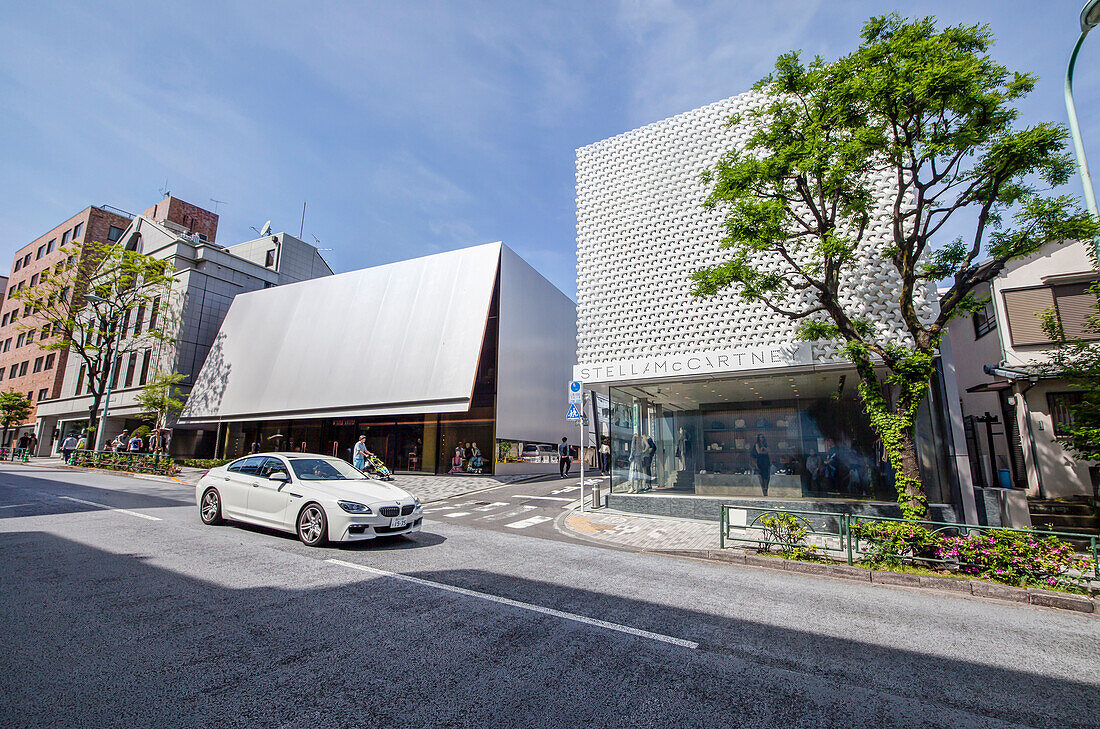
691;14;1100;517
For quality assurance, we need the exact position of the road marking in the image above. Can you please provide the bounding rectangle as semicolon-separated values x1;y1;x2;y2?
551;486;579;494
326;559;699;649
511;495;574;502
504;515;553;529
473;502;509;511
57;495;162;521
480;505;537;521
0;502;33;509
442;512;472;518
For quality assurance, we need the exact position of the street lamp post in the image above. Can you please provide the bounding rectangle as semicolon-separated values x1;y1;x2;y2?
85;295;121;453
1066;0;1100;256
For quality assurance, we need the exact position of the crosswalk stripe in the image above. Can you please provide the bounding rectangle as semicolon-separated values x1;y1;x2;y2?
504;515;553;529
511;495;574;502
442;512;471;518
480;505;537;521
473;502;509;511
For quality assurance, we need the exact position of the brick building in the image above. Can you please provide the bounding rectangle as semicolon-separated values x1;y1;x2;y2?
0;205;131;446
0;196;219;450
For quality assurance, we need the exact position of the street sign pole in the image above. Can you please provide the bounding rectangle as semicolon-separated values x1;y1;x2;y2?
579;382;585;513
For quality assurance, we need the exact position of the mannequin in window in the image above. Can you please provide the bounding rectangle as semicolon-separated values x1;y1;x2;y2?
675;427;692;472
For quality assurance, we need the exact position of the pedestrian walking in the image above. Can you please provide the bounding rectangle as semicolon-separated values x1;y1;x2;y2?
558;436;572;478
353;435;370;470
61;434;77;463
128;433;144;452
600;440;610;474
76;434;87;451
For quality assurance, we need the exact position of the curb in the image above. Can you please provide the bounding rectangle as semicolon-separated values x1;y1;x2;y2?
11;459;194;488
654;549;1096;615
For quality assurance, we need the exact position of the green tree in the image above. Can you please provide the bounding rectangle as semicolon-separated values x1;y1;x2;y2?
12;237;177;437
0;390;32;447
136;371;189;432
1043;280;1100;461
690;14;1100;517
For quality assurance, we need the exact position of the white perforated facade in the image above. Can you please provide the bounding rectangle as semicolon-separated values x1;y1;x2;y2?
575;91;938;379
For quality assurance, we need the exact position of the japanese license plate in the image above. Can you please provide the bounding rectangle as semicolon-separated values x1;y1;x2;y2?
390;516;408;528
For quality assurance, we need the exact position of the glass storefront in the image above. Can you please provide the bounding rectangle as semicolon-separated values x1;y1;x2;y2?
607;368;953;503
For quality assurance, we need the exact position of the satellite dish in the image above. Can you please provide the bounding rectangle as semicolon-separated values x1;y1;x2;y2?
260;221;272;236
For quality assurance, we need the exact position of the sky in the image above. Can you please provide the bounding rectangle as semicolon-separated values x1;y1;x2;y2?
1;0;1097;299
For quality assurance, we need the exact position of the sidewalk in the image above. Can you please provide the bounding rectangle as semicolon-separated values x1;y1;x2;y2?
559;505;720;552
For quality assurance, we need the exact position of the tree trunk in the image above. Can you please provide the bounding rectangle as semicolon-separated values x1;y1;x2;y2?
893;428;927;518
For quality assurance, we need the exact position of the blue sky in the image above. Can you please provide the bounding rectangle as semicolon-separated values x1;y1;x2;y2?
1;1;1097;298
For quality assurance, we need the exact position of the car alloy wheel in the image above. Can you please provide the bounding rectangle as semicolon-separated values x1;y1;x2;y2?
297;503;328;547
200;488;223;525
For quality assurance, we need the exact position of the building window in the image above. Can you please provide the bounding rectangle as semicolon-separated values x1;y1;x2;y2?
61;231;70;246
265;249;276;267
13;258;21;272
76;364;86;396
110;355;122;388
30;273;38;287
139;349;151;385
36;245;45;260
26;391;32;403
9;309;17;320
23;253;31;267
24;330;33;345
1052;282;1100;341
15;333;24;348
7;364;16;379
107;226;124;242
5;287;12;298
37;388;48;402
1;313;8;327
32;357;42;373
148;296;160;331
124;352;137;387
46;238;55;254
133;304;145;335
120;310;130;339
1002;287;1056;346
18;361;27;377
40;325;49;339
44;353;54;370
72;223;83;239
66;255;76;268
1048;392;1085;437
2;339;10;352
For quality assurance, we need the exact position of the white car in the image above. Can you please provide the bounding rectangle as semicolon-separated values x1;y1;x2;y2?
195;452;422;546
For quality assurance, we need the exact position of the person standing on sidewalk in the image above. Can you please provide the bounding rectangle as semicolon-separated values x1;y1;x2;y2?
61;434;77;463
599;440;610;474
353;435;370;471
558;437;572;478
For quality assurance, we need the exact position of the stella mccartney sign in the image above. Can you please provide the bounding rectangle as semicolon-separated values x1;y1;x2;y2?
572;342;814;384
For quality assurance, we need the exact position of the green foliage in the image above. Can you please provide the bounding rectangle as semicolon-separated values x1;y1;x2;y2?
0;390;32;431
137;371;189;430
850;520;942;568
70;450;178;476
758;512;822;561
179;458;232;469
937;530;1094;593
11;237;179;432
690;14;1100;517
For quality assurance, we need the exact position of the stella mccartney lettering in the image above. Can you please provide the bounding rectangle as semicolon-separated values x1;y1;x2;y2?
572;344;814;384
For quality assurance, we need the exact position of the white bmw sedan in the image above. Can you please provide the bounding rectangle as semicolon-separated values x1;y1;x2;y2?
195;453;423;546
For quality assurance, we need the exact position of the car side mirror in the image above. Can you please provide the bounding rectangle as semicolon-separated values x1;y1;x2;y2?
269;471;290;482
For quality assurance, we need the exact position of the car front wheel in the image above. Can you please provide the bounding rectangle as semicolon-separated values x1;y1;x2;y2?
297;503;328;547
200;488;224;525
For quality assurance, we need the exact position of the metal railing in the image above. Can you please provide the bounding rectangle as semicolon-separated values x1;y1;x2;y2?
68;449;177;475
0;447;30;462
720;504;1099;582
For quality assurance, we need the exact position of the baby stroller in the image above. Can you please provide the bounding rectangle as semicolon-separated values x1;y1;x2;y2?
363;453;394;481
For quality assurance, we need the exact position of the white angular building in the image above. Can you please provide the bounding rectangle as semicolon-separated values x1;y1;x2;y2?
574;93;975;522
178;242;577;475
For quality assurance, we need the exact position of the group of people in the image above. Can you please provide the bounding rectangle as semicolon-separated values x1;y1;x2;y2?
16;432;38;455
450;442;484;474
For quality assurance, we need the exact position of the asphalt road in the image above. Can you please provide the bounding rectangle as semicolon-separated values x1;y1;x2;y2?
1;462;1098;728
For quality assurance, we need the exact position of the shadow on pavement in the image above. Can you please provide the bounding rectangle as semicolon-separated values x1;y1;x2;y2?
0;530;1096;728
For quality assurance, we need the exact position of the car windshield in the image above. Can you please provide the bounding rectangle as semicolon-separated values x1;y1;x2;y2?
289;458;365;481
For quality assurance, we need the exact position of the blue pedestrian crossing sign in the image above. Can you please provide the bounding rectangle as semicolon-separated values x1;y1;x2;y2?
565;403;581;421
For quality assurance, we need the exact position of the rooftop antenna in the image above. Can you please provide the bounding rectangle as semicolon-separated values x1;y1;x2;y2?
299;201;306;238
209;198;226;215
158;178;170;198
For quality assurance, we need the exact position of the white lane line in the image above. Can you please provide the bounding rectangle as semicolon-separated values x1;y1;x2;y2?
57;495;162;521
480;505;537;521
511;495;575;502
0;502;33;509
504;515;553;529
473;502;509;512
442;512;472;518
326;559;699;649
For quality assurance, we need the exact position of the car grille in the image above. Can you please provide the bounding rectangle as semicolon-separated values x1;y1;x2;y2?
400;504;415;516
379;506;400;518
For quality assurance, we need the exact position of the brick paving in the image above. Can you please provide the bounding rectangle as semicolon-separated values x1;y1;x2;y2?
560;508;720;552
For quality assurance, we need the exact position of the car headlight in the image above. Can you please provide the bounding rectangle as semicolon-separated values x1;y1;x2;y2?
413;497;422;509
338;500;373;514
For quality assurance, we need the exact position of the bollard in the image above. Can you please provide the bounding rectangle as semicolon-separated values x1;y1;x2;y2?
591;481;602;509
21;449;28;463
